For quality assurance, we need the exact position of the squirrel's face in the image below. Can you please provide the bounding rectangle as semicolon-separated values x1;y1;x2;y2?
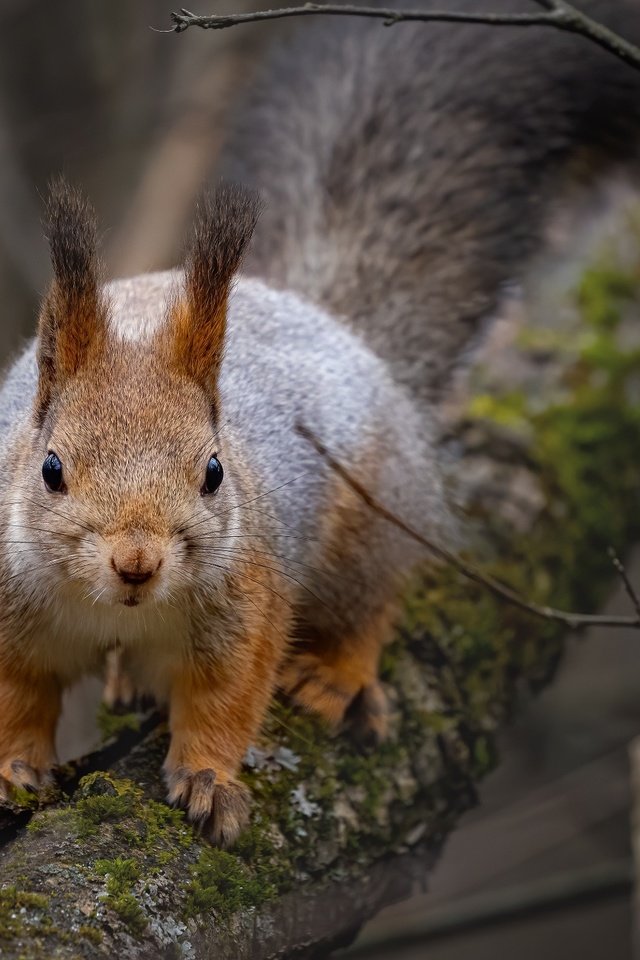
12;179;260;614
20;349;245;610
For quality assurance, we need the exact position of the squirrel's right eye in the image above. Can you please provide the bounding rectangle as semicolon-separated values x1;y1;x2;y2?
42;452;64;493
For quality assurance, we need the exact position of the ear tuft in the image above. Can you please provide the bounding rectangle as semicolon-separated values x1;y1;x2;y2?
45;176;99;302
35;178;108;423
165;182;262;396
187;182;262;315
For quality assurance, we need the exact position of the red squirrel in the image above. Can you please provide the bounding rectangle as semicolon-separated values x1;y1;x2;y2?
1;0;640;846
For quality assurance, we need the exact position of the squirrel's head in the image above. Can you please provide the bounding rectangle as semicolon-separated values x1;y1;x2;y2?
14;179;260;612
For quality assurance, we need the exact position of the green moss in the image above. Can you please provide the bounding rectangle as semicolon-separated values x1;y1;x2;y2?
73;774;140;834
77;924;103;945
184;848;275;919
8;788;40;811
96;702;140;741
468;390;528;428
0;887;50;941
95;857;147;935
95;856;141;890
9;772;199;939
107;892;147;936
69;772;191;851
576;261;636;331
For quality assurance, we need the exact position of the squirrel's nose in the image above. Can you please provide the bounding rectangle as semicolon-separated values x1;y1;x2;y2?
111;551;162;586
114;564;158;586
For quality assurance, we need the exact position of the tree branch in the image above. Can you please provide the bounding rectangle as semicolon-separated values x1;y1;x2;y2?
296;422;640;632
170;1;640;72
609;546;640;620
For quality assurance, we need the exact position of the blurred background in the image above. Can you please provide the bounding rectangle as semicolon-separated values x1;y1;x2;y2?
0;0;287;358
1;2;640;957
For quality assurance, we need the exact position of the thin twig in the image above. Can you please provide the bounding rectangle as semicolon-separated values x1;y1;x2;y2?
170;1;640;72
609;546;640;620
296;422;640;632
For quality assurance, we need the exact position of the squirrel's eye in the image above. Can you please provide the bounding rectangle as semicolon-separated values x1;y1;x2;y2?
42;452;64;493
202;456;224;496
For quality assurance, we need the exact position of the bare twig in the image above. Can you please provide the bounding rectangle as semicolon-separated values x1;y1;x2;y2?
297;422;640;632
170;1;640;72
609;546;640;620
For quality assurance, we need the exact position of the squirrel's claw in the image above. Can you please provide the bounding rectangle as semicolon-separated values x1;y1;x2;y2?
165;766;250;848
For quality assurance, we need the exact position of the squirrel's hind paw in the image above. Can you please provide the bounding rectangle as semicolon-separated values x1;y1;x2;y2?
345;681;390;749
280;653;389;746
166;767;251;848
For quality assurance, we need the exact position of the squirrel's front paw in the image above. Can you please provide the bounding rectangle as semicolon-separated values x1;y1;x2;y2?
165;766;251;848
0;758;55;803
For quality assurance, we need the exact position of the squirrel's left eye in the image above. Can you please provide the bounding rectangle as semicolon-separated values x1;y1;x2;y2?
202;456;224;496
42;452;64;493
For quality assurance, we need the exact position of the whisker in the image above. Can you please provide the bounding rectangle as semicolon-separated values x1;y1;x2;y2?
0;526;95;546
4;495;100;538
0;538;89;548
188;532;319;544
211;417;231;445
195;558;295;611
197;555;342;624
92;587;108;607
236;589;292;650
201;543;366;589
179;473;307;537
217;474;307;519
221;506;308;534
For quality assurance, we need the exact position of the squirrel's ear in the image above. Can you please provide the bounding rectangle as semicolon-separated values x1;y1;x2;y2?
162;183;261;397
36;179;109;421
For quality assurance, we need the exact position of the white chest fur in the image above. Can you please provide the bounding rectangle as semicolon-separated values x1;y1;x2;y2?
33;590;190;699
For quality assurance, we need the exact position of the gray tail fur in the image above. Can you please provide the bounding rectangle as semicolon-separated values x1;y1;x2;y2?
220;0;640;402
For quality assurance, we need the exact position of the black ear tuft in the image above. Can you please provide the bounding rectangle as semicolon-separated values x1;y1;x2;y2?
35;178;108;424
44;176;99;302
186;182;262;315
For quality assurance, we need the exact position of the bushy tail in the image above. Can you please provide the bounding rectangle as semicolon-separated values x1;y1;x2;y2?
220;0;640;402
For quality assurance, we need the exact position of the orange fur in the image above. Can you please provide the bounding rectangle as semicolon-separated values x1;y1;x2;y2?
280;603;395;744
160;186;260;398
164;298;227;395
0;658;60;796
164;566;290;845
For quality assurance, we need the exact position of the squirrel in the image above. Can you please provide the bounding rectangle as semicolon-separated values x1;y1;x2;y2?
1;0;640;847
